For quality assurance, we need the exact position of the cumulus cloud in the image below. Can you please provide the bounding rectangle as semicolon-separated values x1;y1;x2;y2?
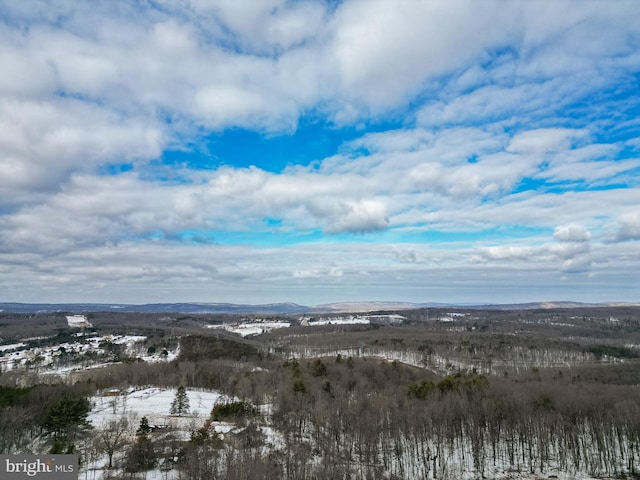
1;1;639;303
183;0;328;54
552;224;593;274
318;199;388;234
473;242;593;275
474;245;540;262
554;225;591;243
327;0;509;113
0;165;390;254
1;117;635;259
605;212;640;243
0;0;638;196
561;256;592;274
473;224;594;275
0;98;164;206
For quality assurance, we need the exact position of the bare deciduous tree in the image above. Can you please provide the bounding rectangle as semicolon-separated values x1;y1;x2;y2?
95;417;131;469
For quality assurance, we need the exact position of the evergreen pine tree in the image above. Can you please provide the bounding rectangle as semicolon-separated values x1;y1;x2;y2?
137;416;151;434
125;434;156;472
170;385;190;416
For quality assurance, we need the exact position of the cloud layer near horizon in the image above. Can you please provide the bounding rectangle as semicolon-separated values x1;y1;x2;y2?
1;0;639;304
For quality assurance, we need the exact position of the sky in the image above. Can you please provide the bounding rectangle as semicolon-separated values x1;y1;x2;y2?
0;0;639;306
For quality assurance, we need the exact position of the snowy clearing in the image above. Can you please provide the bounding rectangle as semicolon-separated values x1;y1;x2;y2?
89;387;231;432
206;321;292;337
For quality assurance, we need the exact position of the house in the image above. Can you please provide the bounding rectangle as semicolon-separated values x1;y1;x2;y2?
102;387;123;397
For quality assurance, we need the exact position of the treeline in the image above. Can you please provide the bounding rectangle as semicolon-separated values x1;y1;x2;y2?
270;320;640;375
179;335;264;362
0;382;92;454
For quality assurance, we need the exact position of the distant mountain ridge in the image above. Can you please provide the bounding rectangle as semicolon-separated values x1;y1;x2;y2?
0;300;637;315
0;302;309;315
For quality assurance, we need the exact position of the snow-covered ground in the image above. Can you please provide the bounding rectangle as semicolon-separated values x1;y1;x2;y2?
0;334;178;373
82;385;617;480
0;342;26;352
307;315;370;326
83;386;282;480
84;387;229;480
90;387;230;432
204;314;407;337
206;321;291;337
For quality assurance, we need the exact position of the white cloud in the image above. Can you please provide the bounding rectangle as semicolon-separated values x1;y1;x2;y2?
474;245;540;262
0;98;164;206
554;225;591;243
561;256;592;274
605;212;640;243
421;188;638;233
0;0;637;194
316;199;388;234
507;129;584;155
1;1;639;303
4;115;636;259
474;229;593;276
2;236;637;304
327;0;509;112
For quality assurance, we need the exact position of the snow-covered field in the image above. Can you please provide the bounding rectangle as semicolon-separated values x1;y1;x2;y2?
84;387;230;480
206;320;291;337
90;387;230;432
307;315;371;326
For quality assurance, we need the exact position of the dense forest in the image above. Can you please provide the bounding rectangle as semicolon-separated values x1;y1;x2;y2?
0;306;639;479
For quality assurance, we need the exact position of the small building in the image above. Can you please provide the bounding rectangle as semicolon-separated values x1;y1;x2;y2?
66;315;93;328
102;387;123;397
